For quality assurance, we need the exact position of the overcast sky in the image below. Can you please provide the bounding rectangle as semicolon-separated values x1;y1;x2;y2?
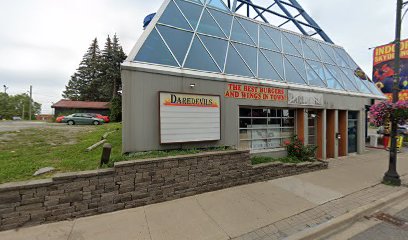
0;0;407;114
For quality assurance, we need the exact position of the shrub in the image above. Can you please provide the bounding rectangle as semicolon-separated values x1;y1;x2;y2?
284;135;317;162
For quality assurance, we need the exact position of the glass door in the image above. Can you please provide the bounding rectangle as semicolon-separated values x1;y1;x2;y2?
348;112;358;153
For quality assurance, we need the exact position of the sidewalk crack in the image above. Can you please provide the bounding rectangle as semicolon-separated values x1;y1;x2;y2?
194;196;232;239
67;220;76;240
143;207;153;240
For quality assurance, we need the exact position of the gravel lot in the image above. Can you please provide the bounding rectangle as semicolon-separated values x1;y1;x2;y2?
0;121;93;133
0;121;48;132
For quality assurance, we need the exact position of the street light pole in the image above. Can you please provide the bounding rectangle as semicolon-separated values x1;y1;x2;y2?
383;0;403;186
28;85;32;121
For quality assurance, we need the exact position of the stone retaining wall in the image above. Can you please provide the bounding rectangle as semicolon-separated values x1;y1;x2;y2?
0;150;328;231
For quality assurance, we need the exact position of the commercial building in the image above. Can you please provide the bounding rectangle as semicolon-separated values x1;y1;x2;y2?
51;100;110;116
121;0;385;159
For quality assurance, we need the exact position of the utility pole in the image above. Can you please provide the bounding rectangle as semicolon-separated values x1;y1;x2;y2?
383;0;403;186
28;85;32;121
22;101;25;120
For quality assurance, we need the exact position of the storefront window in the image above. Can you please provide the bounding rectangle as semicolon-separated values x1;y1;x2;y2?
239;107;295;150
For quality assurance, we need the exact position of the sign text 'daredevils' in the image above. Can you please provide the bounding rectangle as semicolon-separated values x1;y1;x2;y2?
224;83;286;101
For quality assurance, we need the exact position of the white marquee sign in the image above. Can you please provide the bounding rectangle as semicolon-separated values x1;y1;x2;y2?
159;92;221;144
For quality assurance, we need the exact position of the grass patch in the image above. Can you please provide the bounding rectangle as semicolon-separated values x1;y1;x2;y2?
0;123;231;183
0;123;122;184
251;156;307;165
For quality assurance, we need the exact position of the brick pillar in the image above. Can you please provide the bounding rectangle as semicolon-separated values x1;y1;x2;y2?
338;110;348;157
296;109;305;142
326;110;336;159
316;109;326;160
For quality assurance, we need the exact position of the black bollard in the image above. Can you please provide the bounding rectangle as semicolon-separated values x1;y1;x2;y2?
100;143;112;166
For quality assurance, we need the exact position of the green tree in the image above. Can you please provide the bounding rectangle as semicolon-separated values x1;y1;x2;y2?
111;34;127;98
63;38;102;101
0;93;41;120
99;35;115;101
100;34;127;101
63;35;126;103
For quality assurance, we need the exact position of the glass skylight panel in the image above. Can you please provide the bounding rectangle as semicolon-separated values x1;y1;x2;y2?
286;55;307;83
321;43;337;60
205;0;231;13
282;34;302;57
326;65;349;88
334;48;352;68
230;18;256;45
258;51;283;81
283;32;303;57
259;27;280;51
302;39;320;61
133;0;385;98
156;25;193;65
225;43;255;77
354;74;375;95
261;49;285;79
199;34;228;70
333;48;349;68
158;1;192;31
354;78;372;94
284;56;308;85
347;57;360;71
323;65;345;90
303;39;322;60
184;36;220;72
364;80;384;96
197;9;226;38
174;0;204;30
135;28;179;67
261;26;282;51
305;60;327;87
186;0;204;5
233;43;257;75
236;18;258;45
336;67;359;92
208;9;233;37
341;68;370;94
318;43;337;65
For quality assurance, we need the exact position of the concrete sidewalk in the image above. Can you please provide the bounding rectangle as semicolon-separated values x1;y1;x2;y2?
1;149;408;240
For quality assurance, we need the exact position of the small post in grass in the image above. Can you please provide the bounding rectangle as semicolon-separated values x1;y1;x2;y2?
100;143;112;167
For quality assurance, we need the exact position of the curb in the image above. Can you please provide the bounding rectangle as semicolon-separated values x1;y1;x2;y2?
284;187;408;240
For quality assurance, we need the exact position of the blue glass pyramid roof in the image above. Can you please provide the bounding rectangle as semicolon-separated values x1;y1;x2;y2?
129;0;384;97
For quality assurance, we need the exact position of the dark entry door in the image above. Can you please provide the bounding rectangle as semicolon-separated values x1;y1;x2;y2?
348;111;358;153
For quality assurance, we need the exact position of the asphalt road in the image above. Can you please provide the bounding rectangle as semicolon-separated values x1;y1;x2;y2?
350;207;408;240
0;121;50;132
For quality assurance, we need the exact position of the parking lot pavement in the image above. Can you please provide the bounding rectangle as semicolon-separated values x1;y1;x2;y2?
349;206;408;240
0;121;48;132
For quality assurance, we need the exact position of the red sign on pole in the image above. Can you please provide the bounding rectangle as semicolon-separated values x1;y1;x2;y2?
373;39;408;101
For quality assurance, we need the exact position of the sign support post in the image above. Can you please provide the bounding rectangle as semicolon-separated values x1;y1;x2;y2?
383;0;403;186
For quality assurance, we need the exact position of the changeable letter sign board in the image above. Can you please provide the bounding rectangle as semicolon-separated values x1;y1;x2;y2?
159;92;221;144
